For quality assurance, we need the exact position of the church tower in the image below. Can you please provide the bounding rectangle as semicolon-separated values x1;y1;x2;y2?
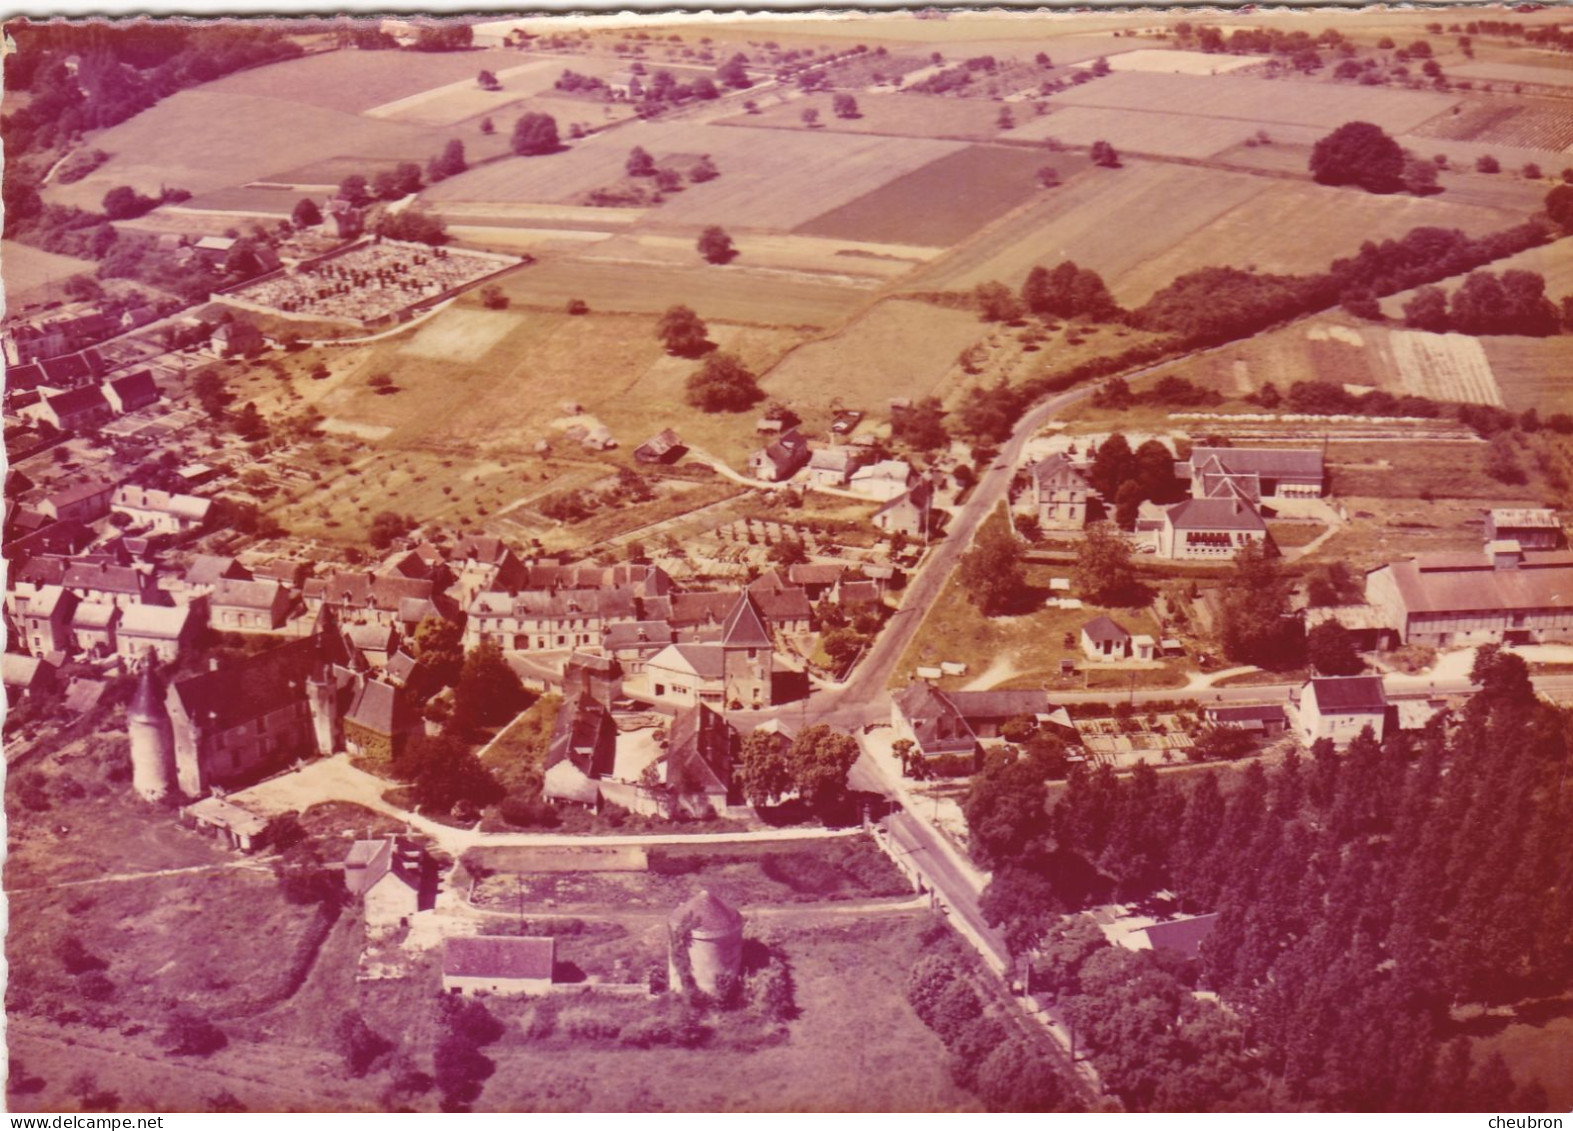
127;655;176;802
720;592;772;709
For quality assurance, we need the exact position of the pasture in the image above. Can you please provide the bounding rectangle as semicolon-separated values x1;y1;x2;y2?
1076;47;1267;75
421;119;966;232
0;240;95;299
1045;70;1458;134
796;145;1073;247
567;231;932;280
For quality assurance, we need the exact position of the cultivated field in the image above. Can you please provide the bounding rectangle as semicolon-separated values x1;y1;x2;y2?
911;160;1272;297
0;240;95;298
1076;47;1267;75
1388;330;1505;407
1408;96;1573;153
41;90;467;208
796;145;1072;247
1482;336;1573;414
565;231;932;281
1448;60;1573;90
1045;71;1459;134
716;92;1011;142
422;120;966;232
199;47;532;113
1012;105;1322;159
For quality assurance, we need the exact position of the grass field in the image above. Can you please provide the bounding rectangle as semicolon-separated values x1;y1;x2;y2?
0;240;95;299
422;119;965;232
1475;1009;1573;1112
1043;70;1458;133
796;145;1071;247
1449;60;1573;90
1088;47;1267;75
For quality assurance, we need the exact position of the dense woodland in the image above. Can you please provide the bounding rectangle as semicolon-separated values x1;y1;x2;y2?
965;647;1571;1111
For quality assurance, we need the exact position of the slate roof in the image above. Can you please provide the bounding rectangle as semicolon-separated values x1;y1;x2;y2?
119;604;191;639
1380;550;1573;615
603;621;675;651
1141;913;1218;959
114;486;211;521
650;643;725;681
1082;614;1130;644
666;703;733;798
1181;447;1324;481
62;561;147;597
752;587;812;625
185;555;250;586
211;577;286;610
1308;675;1388;713
1032;453;1090;489
169;637;317;732
344;836;423;895
43;385;110;420
1165;497;1268;533
306;571;434;612
345;678;400;736
45;478;116;511
721;592;772;648
893;680;978;755
544;695;617;779
443;935;555;981
106;370;159;411
789;563;845;588
946;688;1056;720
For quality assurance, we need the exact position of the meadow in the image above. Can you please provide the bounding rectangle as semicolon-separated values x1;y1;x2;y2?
1012;105;1322;159
1482;337;1573;414
716;91;1011;142
0;240;95;299
200;46;533;113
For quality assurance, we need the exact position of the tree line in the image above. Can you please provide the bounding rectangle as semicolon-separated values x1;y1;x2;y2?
966;647;1568;1111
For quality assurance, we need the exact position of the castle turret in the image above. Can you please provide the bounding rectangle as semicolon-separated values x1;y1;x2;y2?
127;655;176;802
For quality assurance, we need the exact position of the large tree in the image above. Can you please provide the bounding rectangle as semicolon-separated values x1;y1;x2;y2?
959;520;1026;616
1072;523;1135;606
1309;121;1405;193
697;225;737;265
657;304;709;356
785;725;861;810
511;112;560;156
449;642;528;735
1306;620;1363;676
738;729;794;807
685;351;762;412
1218;541;1298;668
1088;432;1134;499
891;396;950;453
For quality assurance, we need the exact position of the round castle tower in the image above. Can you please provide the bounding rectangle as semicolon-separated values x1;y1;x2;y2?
127;656;176;802
668;889;744;996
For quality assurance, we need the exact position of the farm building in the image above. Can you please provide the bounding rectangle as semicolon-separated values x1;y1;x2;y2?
634;428;685;465
1365;541;1573;647
3;653;57;704
1030;454;1095;530
849;459;915;502
891;681;1064;760
1203;702;1288;736
1158;497;1270;560
664;703;738;817
542;696;619;807
1293;675;1387;748
38;477;118;524
209;320;264;358
71;601;120;656
102;370;161;414
1176;447;1325;501
344;835;431;929
62;561;157;608
342;677;420;764
28;385;112;432
749;428;811;482
442;936;557;997
1484;508;1562;550
805;446;864;488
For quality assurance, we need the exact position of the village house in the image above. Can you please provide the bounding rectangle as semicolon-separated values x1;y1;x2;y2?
1081;614;1132;661
209;320;264;358
1293;675;1388;747
30;385;113;432
1203;702;1289;737
304;570;439;632
16;585;77;657
116;604;195;663
4;653;58;705
749;427;811;482
163;554;252;603
1364;541;1573;647
873;480;939;539
603;621;677;674
542;695;619;807
101;370;160;414
442;936;556;997
643;643;726;706
72;600;120;656
112;485;212;535
849;459;914;502
39;478;118;523
891;681;1066;761
787;563;845;602
207;577;293;631
465;585;638;652
664;702;737;817
342;677;418;764
1158;497;1271;560
344;835;431;930
62;560;158;607
804;446;864;488
1484;508;1562;550
1030;454;1095;530
634;428;685;465
1176;446;1326;501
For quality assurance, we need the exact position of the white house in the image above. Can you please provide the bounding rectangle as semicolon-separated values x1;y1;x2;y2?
1294;675;1387;747
441;936;556;996
849;459;914;502
116;604;194;663
112;486;212;535
344;836;427;930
